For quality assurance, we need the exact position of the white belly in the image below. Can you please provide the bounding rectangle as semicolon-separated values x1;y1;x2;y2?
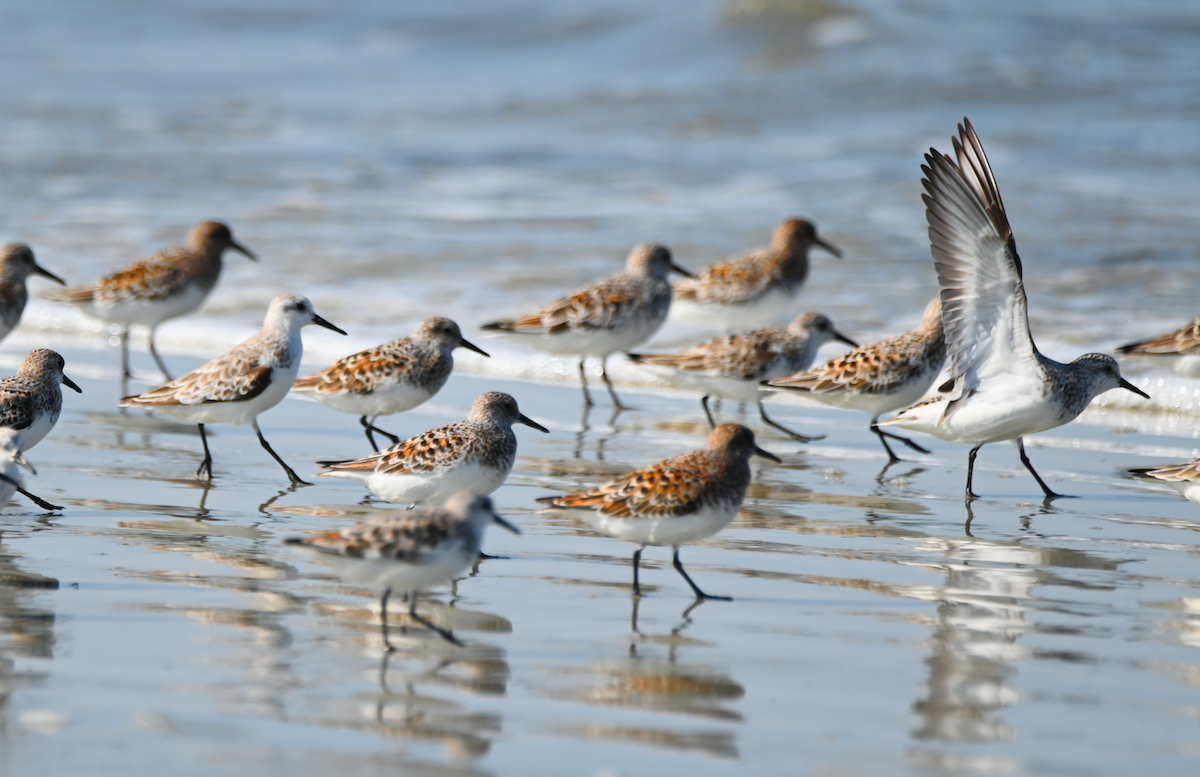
579;501;740;546
19;409;59;451
669;287;797;332
507;311;669;358
325;460;510;507
298;378;437;418
81;284;209;327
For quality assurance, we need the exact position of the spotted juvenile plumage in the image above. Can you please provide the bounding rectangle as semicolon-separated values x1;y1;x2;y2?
292;317;489;450
285;493;520;649
120;294;347;485
629;312;857;441
538;424;780;599
47;221;255;379
482;244;693;408
0;244;66;343
318;391;549;506
766;298;946;461
671;219;842;330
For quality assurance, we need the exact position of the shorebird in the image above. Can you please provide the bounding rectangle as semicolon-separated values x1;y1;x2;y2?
0;244;66;344
285;493;519;648
0;349;82;511
671;219;842;330
765;297;947;462
120;294;346;486
47;221;255;380
538;424;779;600
1116;318;1200;377
628;312;857;441
318;391;548;506
1129;458;1200;506
292;317;489;451
0;429;35;511
481;244;692;408
880;120;1149;500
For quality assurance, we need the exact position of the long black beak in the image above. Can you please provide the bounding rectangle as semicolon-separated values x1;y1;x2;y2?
61;374;82;393
492;513;521;534
670;261;695;279
1120;378;1150;399
519;413;550;433
814;237;843;259
754;445;782;463
832;329;858;348
460;338;490;357
231;241;257;261
312;314;347;335
34;265;67;286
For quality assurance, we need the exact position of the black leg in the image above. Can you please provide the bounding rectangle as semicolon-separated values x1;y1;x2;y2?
1016;437;1069;499
672;547;731;601
196;423;213;480
965;444;984;501
579;359;594;407
360;416;379;451
381;589;396;647
758;398;823;442
871;424;932;457
120;329;132;379
409;592;463;646
372;424;399;446
252;419;310;486
700;395;717;428
17;487;62;512
148;325;173;381
632;546;644;597
600;355;627;409
872;425;902;463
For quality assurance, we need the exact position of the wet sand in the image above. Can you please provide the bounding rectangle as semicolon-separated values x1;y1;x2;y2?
0;337;1197;776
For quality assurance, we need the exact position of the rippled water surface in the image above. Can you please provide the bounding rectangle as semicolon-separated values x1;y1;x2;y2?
2;1;1200;775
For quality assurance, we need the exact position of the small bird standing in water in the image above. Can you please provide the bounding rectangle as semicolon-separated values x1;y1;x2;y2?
48;221;256;379
285;493;520;649
538;424;779;600
881;120;1148;500
120;294;346;486
671;218;843;331
482;244;692;409
292;317;489;451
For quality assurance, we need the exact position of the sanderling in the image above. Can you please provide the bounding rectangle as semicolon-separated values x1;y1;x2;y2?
47;221;255;380
628;312;857;441
0;349;82;511
0;429;35;511
1129;458;1200;506
318;391;548;506
1116;318;1200;377
482;244;692;409
880;120;1149;500
120;294;346;486
538;423;779;600
285;492;519;648
671;219;842;331
0;244;66;344
292;317;489;451
765;297;946;462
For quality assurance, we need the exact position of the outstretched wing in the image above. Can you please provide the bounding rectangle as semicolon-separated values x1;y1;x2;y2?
923;119;1038;399
538;451;708;518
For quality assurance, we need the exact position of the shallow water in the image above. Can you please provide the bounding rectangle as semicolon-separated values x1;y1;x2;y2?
2;0;1200;775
